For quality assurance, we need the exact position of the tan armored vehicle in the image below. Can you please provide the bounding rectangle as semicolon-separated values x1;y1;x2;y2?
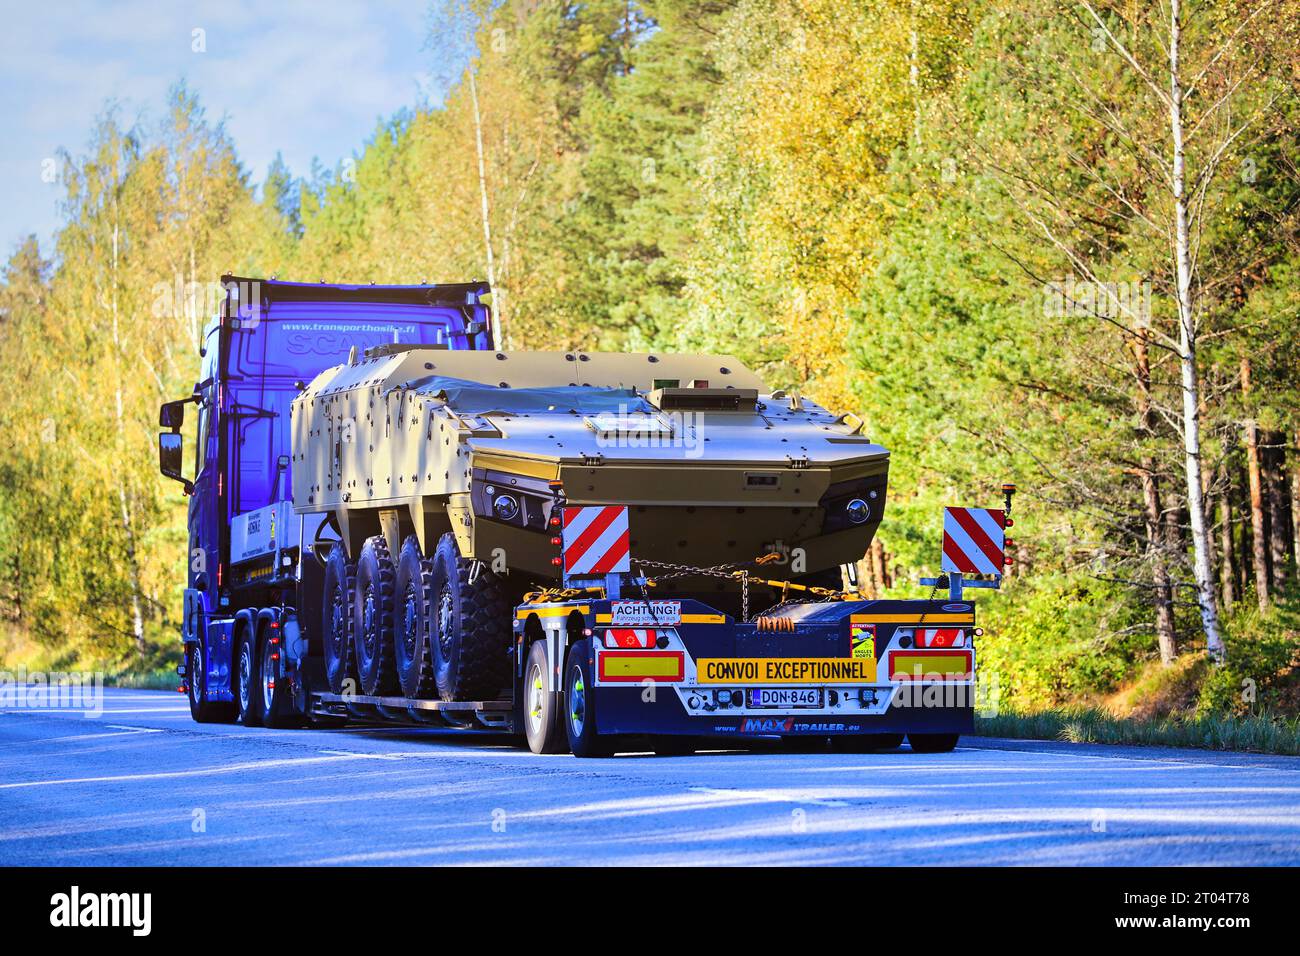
291;345;888;701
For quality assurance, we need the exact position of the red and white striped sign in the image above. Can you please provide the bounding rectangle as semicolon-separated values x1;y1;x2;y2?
602;628;661;649
562;505;631;576
941;507;1006;576
915;628;966;648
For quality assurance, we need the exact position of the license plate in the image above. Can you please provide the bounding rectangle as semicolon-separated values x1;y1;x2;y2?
749;688;823;708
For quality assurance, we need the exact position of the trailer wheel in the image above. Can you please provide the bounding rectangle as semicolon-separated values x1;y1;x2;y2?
322;545;358;695
908;733;960;753
393;536;437;699
236;625;261;726
187;641;235;724
830;733;904;753
353;535;399;697
523;640;565;754
565;639;613;758
428;533;510;701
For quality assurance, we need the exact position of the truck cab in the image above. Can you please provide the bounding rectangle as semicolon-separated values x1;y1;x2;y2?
159;277;491;711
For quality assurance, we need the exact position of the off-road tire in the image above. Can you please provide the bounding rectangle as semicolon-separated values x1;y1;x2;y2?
393;536;438;699
354;535;399;697
428;532;511;702
322;545;357;695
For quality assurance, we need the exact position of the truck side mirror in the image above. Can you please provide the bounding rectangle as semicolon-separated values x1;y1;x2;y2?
159;432;193;494
159;399;188;429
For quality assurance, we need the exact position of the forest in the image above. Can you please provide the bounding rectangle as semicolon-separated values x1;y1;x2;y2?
2;0;1298;731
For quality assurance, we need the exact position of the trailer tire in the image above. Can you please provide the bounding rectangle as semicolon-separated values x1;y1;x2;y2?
829;733;904;753
393;536;437;699
908;733;959;753
565;639;613;758
236;625;261;726
322;545;358;696
523;640;565;754
428;533;510;702
187;640;235;724
353;535;400;697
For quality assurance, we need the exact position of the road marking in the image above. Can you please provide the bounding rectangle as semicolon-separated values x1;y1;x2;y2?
36;729;162;743
957;744;1298;772
690;786;850;807
0;754;372;790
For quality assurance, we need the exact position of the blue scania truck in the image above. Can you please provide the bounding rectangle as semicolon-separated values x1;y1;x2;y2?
159;276;985;756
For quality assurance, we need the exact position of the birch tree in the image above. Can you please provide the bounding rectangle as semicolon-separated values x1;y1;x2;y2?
976;0;1297;662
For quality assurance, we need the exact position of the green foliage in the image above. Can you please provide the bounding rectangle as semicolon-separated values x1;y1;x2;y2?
4;0;1300;742
976;706;1300;757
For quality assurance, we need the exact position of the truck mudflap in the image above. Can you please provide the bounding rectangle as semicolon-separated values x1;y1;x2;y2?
585;597;978;738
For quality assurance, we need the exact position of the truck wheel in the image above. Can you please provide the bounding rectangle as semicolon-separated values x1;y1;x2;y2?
523;640;565;754
565;639;613;758
258;622;299;728
428;533;510;701
236;625;261;726
353;535;399;697
322;545;358;696
187;641;235;723
830;733;904;753
393;536;437;698
909;733;960;753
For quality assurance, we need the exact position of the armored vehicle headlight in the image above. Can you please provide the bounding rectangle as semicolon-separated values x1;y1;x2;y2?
494;494;520;521
846;498;871;524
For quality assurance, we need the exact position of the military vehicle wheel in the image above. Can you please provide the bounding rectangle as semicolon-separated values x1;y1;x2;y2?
565;640;613;757
187;641;235;723
909;733;960;753
428;533;510;701
236;625;261;726
393;536;437;698
523;640;565;754
354;535;399;697
322;544;358;695
829;733;904;753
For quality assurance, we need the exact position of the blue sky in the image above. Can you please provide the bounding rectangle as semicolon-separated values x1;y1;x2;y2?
0;0;464;258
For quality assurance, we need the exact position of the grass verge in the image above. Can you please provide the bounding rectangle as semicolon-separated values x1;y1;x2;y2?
974;706;1300;756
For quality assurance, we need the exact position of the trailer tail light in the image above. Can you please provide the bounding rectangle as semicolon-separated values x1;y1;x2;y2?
914;628;967;648
889;650;973;681
598;651;684;683
602;628;663;649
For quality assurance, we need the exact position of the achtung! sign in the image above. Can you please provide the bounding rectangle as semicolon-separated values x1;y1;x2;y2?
695;658;876;684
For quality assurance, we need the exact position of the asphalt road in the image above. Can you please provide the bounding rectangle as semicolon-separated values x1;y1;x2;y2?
1;687;1298;865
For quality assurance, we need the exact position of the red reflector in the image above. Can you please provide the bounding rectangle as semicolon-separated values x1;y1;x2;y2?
915;628;965;648
550;557;562;566
549;517;561;527
602;628;661;649
177;685;187;694
550;537;562;546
